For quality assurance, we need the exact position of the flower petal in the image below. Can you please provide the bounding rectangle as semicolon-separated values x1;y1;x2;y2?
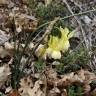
46;48;53;58
68;31;75;39
35;44;46;57
62;41;70;52
51;51;61;59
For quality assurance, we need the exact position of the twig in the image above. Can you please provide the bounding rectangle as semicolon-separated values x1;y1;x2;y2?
60;9;96;20
21;14;37;21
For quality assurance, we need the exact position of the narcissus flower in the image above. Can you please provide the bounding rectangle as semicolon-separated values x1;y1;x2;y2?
46;26;74;59
35;26;74;60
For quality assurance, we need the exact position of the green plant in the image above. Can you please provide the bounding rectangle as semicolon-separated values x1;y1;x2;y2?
10;18;36;89
35;1;69;24
56;47;90;74
68;85;83;96
34;59;46;72
28;0;37;9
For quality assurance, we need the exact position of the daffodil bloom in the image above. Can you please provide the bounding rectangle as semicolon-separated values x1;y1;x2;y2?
46;26;74;59
59;27;73;52
46;35;61;59
35;27;74;60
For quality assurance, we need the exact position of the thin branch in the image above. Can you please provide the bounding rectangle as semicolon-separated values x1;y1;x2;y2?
60;8;96;20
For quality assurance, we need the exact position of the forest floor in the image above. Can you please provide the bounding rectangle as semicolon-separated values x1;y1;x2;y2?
0;0;96;96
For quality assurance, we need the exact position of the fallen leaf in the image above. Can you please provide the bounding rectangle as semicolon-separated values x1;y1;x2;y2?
48;87;60;96
61;89;67;96
0;64;11;87
91;88;96;96
19;76;45;96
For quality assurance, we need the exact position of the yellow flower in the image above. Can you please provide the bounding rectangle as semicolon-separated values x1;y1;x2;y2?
59;27;71;52
46;48;61;59
48;35;60;51
60;27;74;52
35;27;74;60
46;26;74;59
46;35;62;59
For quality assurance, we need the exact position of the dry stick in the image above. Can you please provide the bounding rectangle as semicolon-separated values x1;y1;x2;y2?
62;0;94;71
60;8;96;21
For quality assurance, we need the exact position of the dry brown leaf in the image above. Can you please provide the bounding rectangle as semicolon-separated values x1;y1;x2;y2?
8;89;21;96
0;65;11;87
47;72;74;88
48;87;60;96
28;80;44;96
0;46;8;58
19;76;44;96
47;70;96;96
73;74;83;83
0;41;15;58
83;83;91;95
22;0;28;4
0;30;9;45
60;72;83;84
13;14;38;33
90;88;96;96
77;69;85;80
47;70;96;89
4;42;14;50
47;78;71;88
19;76;33;96
46;67;57;80
84;70;96;83
61;89;68;96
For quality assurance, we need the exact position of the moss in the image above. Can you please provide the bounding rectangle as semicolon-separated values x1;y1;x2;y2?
68;85;83;96
35;1;69;24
